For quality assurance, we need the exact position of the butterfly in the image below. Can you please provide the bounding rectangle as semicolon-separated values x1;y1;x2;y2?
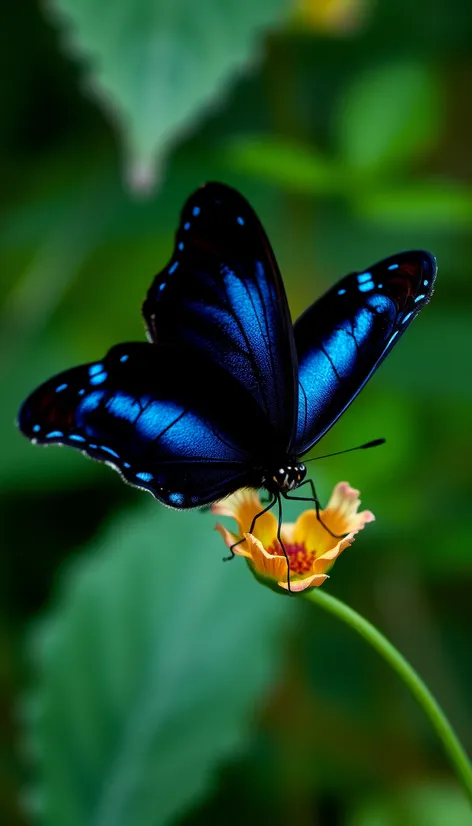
18;182;436;566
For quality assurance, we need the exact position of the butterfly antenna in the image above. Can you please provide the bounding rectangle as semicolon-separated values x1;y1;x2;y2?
305;438;385;463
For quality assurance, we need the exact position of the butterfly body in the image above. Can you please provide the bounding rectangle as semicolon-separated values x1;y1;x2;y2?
18;183;437;512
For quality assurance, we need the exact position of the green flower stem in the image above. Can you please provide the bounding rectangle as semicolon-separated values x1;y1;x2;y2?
305;587;472;806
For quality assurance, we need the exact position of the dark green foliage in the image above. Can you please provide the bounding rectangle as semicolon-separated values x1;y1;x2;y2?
1;1;471;824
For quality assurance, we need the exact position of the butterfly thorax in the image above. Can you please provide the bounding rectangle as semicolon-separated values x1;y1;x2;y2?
264;461;307;494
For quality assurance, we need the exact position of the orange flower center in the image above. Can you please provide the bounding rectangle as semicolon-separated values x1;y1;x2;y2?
268;540;315;575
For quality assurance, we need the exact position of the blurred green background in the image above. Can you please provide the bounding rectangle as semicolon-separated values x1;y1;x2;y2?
1;0;472;824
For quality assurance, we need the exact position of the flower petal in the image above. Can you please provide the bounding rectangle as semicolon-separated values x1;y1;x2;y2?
280;522;295;543
277;572;328;592
292;509;337;556
244;533;289;581
212;489;278;548
214;523;252;559
211;489;260;521
323;481;375;534
313;532;357;574
246;534;329;592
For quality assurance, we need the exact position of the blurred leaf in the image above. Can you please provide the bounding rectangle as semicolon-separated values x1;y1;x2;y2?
373;312;472;398
352;181;472;228
336;62;442;173
27;505;290;826
316;388;415;502
46;0;291;187
350;783;471;826
225;135;342;194
0;202;111;383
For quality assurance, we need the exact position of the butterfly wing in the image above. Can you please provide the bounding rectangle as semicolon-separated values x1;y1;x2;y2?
18;343;274;508
292;251;437;455
143;182;298;445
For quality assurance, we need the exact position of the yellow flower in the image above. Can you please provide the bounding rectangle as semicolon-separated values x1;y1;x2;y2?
212;482;374;594
294;0;367;35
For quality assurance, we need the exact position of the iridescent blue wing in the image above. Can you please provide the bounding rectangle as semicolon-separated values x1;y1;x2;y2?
18;344;273;508
143;182;298;446
292;251;437;455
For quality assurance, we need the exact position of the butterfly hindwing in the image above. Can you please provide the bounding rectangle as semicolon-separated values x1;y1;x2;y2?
292;251;437;455
18;343;275;507
143;182;298;446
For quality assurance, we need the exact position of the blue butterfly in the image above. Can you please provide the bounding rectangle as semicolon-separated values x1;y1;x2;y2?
18;182;436;557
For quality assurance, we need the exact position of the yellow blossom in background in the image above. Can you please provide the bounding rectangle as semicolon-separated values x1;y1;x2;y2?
294;0;368;34
212;482;374;593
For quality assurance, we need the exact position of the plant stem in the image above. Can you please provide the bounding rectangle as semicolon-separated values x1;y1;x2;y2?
305;587;472;806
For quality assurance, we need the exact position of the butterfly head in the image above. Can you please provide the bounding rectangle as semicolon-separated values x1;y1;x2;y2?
266;461;307;494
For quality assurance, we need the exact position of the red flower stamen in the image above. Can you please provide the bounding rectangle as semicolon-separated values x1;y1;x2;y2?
268;541;315;575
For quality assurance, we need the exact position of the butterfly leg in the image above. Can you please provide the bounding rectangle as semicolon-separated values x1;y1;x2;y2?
226;493;277;561
283;479;345;539
276;493;292;594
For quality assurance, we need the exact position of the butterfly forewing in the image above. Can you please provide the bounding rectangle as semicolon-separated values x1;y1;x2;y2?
292;251;437;455
18;343;275;507
143;182;299;447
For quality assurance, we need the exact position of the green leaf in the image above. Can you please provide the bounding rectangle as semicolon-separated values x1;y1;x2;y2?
46;0;291;187
351;181;472;228
225;135;342;194
336;62;442;173
26;505;290;826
